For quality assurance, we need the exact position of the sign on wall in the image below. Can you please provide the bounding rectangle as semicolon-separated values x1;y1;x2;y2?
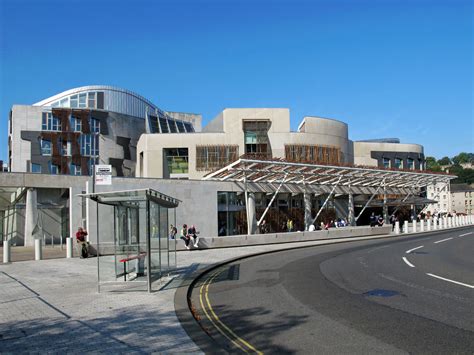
95;165;112;185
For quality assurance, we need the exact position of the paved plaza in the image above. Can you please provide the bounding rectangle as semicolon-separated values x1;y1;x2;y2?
0;233;412;353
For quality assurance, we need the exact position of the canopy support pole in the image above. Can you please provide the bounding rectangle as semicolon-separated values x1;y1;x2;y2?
311;176;342;225
257;174;288;227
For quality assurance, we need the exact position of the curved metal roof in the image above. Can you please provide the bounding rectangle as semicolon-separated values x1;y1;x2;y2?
33;85;159;110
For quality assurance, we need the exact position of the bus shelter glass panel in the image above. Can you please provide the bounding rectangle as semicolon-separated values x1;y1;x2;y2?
85;189;180;293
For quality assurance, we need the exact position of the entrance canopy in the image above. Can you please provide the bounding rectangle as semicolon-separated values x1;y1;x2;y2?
203;158;456;189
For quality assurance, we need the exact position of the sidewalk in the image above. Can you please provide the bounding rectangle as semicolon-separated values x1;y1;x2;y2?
0;229;463;353
0;246;70;263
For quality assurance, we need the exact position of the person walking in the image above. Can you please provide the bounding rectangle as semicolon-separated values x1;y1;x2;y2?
169;224;177;239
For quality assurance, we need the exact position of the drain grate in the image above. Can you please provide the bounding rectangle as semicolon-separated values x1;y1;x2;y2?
363;289;401;297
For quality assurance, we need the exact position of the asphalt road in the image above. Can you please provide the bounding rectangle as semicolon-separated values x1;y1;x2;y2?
188;228;474;354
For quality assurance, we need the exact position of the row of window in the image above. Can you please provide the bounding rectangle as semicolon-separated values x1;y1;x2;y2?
382;157;420;170
31;159;95;175
148;114;194;134
40;134;99;157
50;91;103;109
285;144;343;165
42;113;100;133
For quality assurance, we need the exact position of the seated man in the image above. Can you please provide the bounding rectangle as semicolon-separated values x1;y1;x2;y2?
377;215;384;226
75;227;89;258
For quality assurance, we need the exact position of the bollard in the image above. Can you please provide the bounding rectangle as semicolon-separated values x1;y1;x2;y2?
51;235;54;248
412;220;417;233
35;238;42;261
404;221;409;234
443;217;447;229
448;217;452;228
395;221;400;234
3;240;11;263
66;237;73;258
420;220;424;232
433;218;437;230
427;219;431;231
60;236;63;250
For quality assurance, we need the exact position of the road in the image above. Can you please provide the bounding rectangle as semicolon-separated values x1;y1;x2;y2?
187;228;474;354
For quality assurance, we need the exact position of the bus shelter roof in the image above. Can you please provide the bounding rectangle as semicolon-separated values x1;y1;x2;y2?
202;158;456;189
80;188;180;208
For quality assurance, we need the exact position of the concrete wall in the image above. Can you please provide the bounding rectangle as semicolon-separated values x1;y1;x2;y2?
137;109;352;179
174;225;392;250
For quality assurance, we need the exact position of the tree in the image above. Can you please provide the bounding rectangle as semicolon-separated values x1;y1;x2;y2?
437;156;451;166
452;152;471;165
425;156;440;171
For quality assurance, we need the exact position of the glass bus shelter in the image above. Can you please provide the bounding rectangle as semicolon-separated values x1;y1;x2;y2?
83;189;180;293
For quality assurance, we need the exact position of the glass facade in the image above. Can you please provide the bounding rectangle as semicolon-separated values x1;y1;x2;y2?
383;157;391;169
31;163;41;173
40;139;52;155
394;158;403;169
80;134;99;157
243;120;271;157
148;113;193;134
55;91;100;109
217;192;247;236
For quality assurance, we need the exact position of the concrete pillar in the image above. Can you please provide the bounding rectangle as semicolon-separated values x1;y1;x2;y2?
448;217;452;228
404;221;408;234
247;193;257;235
427;219;431;231
433;218;438;230
412;220;416;233
24;188;38;247
3;240;11;263
34;238;42;260
383;188;388;224
66;237;73;258
348;192;355;226
443;217;447;229
395;221;400;234
420;220;424;232
304;192;312;231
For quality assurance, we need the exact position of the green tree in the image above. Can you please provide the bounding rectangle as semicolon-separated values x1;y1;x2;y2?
437;156;451;165
452;152;471;165
425;156;440;171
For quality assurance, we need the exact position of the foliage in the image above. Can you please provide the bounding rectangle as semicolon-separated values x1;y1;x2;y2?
437;156;451;165
452;152;473;165
425;156;441;171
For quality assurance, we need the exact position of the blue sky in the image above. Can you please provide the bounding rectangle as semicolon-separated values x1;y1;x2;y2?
0;0;472;162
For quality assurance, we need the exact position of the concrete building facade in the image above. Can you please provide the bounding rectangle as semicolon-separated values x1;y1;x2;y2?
8;86;200;177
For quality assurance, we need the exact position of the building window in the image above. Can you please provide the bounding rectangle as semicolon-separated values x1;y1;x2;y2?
78;93;87;108
382;157;391;169
89;118;100;133
70;95;78;108
31;163;41;173
164;148;188;177
70;116;82;132
176;121;186;133
40;139;52;155
407;158;415;170
49;161;59;174
80;134;99;156
196;145;239;171
88;92;96;108
42;113;61;131
394;158;403;169
60;140;71;156
183;122;194;132
168;120;178;133
243;120;271;158
159;116;169;133
70;163;81;176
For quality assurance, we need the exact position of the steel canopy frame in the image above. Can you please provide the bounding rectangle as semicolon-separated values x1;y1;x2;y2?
203;158;456;189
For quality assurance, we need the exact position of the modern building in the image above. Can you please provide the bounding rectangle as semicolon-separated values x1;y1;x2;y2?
5;89;450;248
426;182;451;214
8;85;200;177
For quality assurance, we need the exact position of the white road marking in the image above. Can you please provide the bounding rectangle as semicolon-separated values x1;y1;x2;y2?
459;232;473;237
434;237;453;244
402;257;415;268
406;245;424;254
426;273;474;289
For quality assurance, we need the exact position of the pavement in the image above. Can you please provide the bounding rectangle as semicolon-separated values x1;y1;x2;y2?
0;229;468;353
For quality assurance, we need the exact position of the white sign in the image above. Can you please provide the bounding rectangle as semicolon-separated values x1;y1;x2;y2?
95;165;112;185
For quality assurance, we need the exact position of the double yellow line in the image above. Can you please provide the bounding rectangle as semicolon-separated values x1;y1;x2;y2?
199;268;263;354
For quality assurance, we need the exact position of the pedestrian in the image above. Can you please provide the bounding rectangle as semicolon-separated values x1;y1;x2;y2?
390;214;396;231
308;223;316;232
260;220;268;234
287;219;293;232
377;215;384;227
180;224;191;249
169;224;177;239
188;224;200;248
75;226;89;258
369;212;377;227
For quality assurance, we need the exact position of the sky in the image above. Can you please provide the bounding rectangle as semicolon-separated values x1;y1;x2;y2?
0;0;472;162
